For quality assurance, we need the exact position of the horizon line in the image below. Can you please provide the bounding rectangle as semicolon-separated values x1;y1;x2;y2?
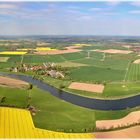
1;35;140;37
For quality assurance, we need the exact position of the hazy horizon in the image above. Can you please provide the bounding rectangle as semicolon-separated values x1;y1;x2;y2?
1;1;140;36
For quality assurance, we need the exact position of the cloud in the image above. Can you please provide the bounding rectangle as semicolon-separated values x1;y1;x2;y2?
77;15;92;20
130;1;140;7
67;6;81;10
1;2;140;36
104;11;119;15
129;10;140;14
0;3;21;9
89;8;103;12
106;1;121;6
89;7;118;16
0;2;58;21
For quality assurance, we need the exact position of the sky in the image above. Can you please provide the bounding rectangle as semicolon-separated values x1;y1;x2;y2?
1;1;140;36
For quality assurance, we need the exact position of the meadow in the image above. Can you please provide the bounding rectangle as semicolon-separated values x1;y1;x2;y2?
1;41;140;134
0;42;139;99
0;85;137;132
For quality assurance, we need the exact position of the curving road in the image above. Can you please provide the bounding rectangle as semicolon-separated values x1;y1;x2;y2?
1;72;140;111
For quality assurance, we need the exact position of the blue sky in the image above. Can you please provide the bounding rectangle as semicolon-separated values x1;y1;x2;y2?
1;1;140;35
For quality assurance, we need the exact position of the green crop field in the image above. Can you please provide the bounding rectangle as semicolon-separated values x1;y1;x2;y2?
1;43;140;99
0;85;138;132
125;63;140;81
23;54;65;63
69;66;125;82
1;40;140;134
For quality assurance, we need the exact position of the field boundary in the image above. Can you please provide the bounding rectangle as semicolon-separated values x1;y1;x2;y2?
0;107;94;138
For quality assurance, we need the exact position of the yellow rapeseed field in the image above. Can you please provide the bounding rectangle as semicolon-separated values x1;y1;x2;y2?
35;47;57;51
0;51;27;55
0;107;94;138
17;47;57;51
74;44;92;47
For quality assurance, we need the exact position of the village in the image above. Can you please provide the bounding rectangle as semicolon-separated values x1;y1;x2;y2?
10;62;66;79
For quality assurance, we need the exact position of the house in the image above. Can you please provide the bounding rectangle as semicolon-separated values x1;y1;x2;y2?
56;71;65;78
43;62;56;69
48;70;64;78
13;67;18;72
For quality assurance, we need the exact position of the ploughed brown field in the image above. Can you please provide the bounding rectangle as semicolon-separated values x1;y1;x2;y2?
94;125;140;138
96;111;140;130
0;76;28;88
34;46;81;55
68;82;104;93
93;49;132;54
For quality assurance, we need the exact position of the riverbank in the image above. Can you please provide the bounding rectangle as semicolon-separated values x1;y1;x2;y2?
1;72;140;110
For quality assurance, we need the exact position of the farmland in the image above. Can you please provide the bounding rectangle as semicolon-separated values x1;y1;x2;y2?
0;107;94;138
0;51;27;55
1;37;140;137
0;40;140;99
0;85;136;132
0;57;9;62
125;63;140;81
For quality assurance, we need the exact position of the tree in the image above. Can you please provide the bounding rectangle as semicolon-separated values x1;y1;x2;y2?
27;83;33;107
59;84;65;89
1;96;6;103
28;83;33;90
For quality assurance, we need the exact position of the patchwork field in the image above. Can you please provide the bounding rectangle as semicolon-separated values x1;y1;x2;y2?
0;43;138;98
1;39;140;138
0;43;139;100
0;85;134;133
34;49;81;55
66;82;140;98
0;107;94;138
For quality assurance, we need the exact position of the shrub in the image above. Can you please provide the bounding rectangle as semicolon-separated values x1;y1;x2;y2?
1;96;6;103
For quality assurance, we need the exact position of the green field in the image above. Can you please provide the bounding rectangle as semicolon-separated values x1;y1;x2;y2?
125;63;140;81
0;86;28;107
1;41;140;133
0;44;140;99
66;82;140;98
0;85;138;132
23;54;65;63
69;66;125;82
